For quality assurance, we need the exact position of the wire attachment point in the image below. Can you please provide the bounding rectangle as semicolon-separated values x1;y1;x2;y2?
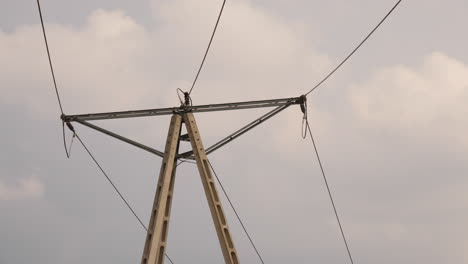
176;88;193;107
184;92;191;106
66;121;75;133
299;95;309;139
298;95;307;114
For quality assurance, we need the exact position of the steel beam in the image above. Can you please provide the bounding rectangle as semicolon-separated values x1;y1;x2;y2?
62;96;303;122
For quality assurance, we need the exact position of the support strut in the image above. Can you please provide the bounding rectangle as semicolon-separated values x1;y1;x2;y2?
141;115;182;264
183;113;239;264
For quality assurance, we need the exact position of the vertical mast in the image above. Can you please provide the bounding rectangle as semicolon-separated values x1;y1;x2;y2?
183;112;239;264
141;112;240;263
141;115;182;264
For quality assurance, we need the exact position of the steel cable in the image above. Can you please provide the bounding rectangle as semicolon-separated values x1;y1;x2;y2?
188;0;227;95
305;122;355;264
207;159;266;264
305;0;403;96
75;133;175;264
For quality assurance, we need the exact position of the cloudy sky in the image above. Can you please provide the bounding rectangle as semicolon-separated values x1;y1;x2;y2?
1;0;468;263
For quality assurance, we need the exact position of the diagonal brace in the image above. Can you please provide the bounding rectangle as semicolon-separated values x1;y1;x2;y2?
74;119;165;157
178;103;294;159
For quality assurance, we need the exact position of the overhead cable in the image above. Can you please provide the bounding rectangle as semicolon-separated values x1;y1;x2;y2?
188;0;227;95
207;160;266;264
305;0;403;96
305;123;355;264
35;4;177;261
75;133;175;264
36;0;65;114
36;0;75;158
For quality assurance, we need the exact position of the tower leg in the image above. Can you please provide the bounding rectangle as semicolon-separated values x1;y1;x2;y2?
183;113;240;264
141;114;182;264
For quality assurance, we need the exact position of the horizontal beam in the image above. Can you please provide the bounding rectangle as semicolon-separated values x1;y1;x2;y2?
62;96;305;122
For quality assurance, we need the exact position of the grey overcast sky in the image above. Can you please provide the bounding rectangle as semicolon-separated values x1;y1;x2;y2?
1;0;468;263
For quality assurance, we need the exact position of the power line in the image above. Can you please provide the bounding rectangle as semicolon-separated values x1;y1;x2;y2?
36;2;175;262
36;0;73;158
207;160;266;264
305;0;403;96
305;123;354;264
35;2;176;261
36;0;65;115
188;0;227;95
36;0;374;261
75;133;175;264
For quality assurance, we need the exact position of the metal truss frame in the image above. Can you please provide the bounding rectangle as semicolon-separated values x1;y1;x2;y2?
62;96;305;159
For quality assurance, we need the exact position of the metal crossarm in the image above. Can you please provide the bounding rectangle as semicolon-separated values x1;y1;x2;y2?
62;96;304;122
62;96;306;160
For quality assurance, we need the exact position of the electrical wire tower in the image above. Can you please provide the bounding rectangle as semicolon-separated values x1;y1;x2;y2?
62;93;306;264
37;0;404;261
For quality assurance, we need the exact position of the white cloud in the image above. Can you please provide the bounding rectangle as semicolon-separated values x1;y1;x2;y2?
166;0;331;101
0;177;44;201
0;9;153;116
0;0;332;152
2;1;468;263
351;51;468;148
0;0;332;159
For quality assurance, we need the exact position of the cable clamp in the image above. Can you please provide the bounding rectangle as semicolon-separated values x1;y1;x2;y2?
62;120;76;158
299;95;308;139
